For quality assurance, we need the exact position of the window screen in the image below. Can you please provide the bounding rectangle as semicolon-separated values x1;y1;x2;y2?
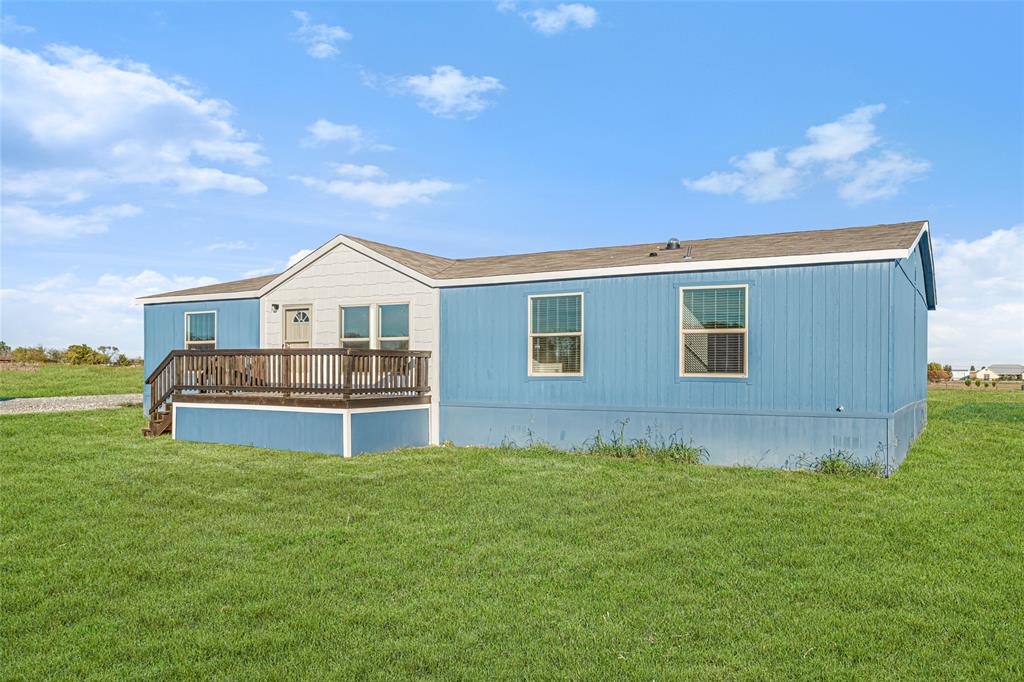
529;294;583;375
185;312;216;350
680;286;747;376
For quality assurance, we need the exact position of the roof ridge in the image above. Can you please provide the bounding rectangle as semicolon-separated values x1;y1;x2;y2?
357;220;927;268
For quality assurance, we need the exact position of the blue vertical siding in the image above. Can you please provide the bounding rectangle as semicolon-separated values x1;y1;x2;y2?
350;408;429;455
890;399;927;472
891;242;929;409
440;258;929;470
174;406;344;456
442;405;888;469
173;405;428;457
440;263;892;415
143;299;260;411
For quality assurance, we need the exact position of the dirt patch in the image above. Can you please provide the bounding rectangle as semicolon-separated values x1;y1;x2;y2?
0;362;41;373
0;393;142;414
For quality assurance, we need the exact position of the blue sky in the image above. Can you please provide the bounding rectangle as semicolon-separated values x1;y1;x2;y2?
1;2;1021;363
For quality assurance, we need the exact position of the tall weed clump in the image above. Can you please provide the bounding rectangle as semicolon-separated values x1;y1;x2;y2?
798;449;884;477
580;420;707;465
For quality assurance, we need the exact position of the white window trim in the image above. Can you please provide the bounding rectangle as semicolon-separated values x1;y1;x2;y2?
377;301;411;350
679;284;749;379
282;304;313;348
528;292;584;377
184;310;217;350
339;305;371;348
338;301;411;349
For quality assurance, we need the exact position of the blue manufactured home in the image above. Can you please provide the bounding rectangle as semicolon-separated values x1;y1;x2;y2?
138;220;936;472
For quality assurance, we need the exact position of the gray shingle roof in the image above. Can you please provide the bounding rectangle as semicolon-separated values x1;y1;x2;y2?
141;220;927;299
349;221;926;280
137;273;280;300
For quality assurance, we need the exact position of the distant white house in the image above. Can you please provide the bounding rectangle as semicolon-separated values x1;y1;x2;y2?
951;369;970;380
975;367;1001;381
987;364;1024;380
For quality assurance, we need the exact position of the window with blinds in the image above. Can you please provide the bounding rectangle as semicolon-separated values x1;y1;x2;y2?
184;311;216;350
679;285;748;377
529;293;583;376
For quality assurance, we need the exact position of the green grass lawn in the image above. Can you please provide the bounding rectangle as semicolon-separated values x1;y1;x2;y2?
0;364;143;398
2;390;1022;679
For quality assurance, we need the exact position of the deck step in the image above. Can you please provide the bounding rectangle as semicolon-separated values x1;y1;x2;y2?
143;409;173;438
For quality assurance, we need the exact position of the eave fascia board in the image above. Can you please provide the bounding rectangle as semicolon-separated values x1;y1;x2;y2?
902;221;937;310
922;222;938;309
256;234;438;297
431;247;914;288
135;291;260;305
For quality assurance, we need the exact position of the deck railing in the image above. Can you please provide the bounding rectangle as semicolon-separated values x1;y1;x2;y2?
145;348;430;416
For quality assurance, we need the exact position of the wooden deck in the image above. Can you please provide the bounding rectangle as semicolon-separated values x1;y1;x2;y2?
144;347;431;435
172;392;431;410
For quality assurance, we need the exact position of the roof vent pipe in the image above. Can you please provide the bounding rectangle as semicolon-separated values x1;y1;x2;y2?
665;238;682;250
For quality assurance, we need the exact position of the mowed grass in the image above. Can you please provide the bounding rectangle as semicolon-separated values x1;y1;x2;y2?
0;364;143;398
2;391;1022;679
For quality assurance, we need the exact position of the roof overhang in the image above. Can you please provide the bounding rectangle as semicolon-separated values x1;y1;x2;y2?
429;247;917;288
135;291;261;305
138;222;937;304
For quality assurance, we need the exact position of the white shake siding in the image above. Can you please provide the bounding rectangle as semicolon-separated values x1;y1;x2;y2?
260;242;440;443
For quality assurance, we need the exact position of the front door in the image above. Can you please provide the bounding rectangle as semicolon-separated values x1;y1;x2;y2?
283;306;312;348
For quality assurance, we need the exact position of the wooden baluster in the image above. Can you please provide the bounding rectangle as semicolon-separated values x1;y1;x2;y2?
283;353;290;395
343;354;351;397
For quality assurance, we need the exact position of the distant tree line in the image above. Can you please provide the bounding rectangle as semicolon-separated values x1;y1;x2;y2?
927;362;952;382
0;341;140;366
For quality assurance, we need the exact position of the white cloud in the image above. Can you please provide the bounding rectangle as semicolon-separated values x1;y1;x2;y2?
2;203;142;241
2;16;35;33
305;119;362;144
0;270;219;356
0;44;268;209
684;104;929;204
682;148;799;202
1;169;104;203
243;249;315;278
286;249;315;267
523;3;598;34
302;119;393;152
291;11;351;59
291;167;460;208
836;151;932;204
205;240;253;252
787;104;885;166
242;266;278;278
329;163;387;179
399;66;504;118
497;2;597;34
929;225;1024;366
170;167;268;195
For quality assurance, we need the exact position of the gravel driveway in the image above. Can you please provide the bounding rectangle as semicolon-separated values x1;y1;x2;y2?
0;393;142;415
